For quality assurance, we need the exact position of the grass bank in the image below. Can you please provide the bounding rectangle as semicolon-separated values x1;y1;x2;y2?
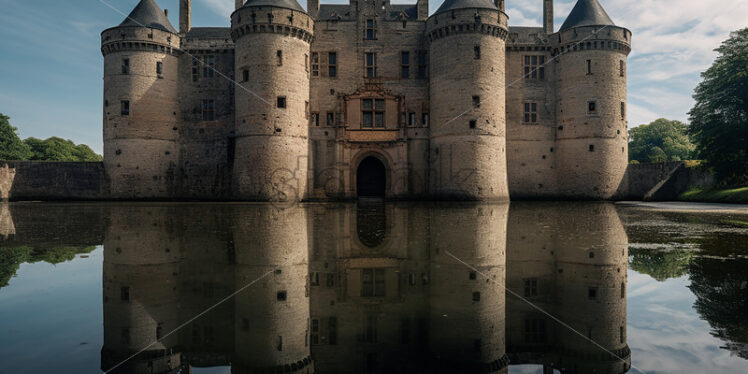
680;186;748;204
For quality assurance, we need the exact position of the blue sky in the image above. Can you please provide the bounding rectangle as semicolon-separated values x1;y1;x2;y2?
0;0;746;154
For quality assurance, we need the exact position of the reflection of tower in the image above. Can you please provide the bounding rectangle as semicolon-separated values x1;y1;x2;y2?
232;205;313;373
429;203;509;372
0;203;15;240
101;206;182;373
506;202;630;373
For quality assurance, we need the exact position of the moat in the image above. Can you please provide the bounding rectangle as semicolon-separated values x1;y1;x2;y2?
0;202;747;373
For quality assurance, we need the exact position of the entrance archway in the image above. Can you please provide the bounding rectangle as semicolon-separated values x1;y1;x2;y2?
356;156;386;198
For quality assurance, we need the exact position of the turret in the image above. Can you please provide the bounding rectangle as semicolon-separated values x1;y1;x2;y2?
230;0;314;201
426;0;509;200
101;0;180;199
554;0;632;199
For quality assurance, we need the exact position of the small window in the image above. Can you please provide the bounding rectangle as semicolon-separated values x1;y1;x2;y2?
524;278;538;297
191;57;199;81
120;286;130;301
277;96;287;109
469;120;477;129
276;50;283;66
202;99;215;121
362;268;385;297
202;55;215;78
242;69;249;82
587;101;597;115
588;287;598;300
472;96;480;108
619;60;625;77
156;323;163;339
408;112;415;126
417;51;428;79
524;102;538;124
122;58;130;74
621;102;626;120
121;101;130;116
304;53;308;72
311;319;320;345
328;52;337;77
365;19;377;40
365;52;377;78
589;144;595;152
474;46;481;60
311;112;320;127
621;282;626;299
362;98;385;128
620;326;625;343
422;112;430;127
472;292;481;301
156;61;163;76
524;55;545;80
469;271;477;280
586;59;592;75
401;51;410;79
311;52;319;76
277;290;287;301
326;112;334;126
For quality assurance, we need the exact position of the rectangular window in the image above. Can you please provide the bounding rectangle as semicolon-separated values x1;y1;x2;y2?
365;19;376;40
202;55;215;78
621;102;626;119
202;99;215;121
472;96;480;108
156;61;163;76
311;112;319;127
417;51;428;79
524;102;538;124
192;57;199;81
277;96;287;109
304;53;309;72
586;59;592;75
311;52;319;76
422;112;430;127
122;58;130;75
328;52;337;77
362;99;385;128
326;112;334;126
619;60;625;77
587;101;597;115
242;69;249;82
311;319;320;345
523;55;545;80
474;45;481;60
328;317;338;345
310;272;320;286
361;268;385;297
121;101;130;116
408;112;415;126
365;52;377;78
524;278;538;296
469;120;477;129
401;51;410;79
277;50;283;66
588;287;598;300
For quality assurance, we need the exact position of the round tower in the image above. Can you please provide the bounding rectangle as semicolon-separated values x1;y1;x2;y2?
232;205;312;373
426;0;509;200
554;0;632;199
230;0;313;202
101;0;181;199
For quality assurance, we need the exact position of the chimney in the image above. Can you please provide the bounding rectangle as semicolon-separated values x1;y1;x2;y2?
543;0;554;34
417;0;428;20
307;0;319;18
235;0;243;10
179;0;191;34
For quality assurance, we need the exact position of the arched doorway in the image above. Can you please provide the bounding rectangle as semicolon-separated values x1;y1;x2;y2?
356;156;386;198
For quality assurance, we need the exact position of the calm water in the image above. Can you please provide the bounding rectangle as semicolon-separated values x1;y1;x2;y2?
0;202;747;374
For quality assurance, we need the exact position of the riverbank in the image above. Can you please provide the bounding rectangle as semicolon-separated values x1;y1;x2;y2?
679;186;748;204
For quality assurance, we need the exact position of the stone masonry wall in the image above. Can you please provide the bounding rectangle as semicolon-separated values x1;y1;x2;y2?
0;161;108;201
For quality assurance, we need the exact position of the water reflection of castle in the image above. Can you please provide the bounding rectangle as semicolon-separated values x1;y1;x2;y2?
96;203;630;373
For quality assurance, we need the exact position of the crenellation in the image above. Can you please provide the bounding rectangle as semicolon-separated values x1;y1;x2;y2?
99;0;632;201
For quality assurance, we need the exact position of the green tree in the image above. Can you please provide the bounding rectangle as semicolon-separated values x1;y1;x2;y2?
689;28;748;184
24;137;102;162
629;118;696;163
0;114;31;160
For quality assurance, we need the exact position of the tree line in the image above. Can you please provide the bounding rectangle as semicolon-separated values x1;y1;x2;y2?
629;28;747;185
0;113;101;162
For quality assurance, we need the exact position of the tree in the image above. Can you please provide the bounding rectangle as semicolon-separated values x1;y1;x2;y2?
24;137;102;162
0;114;31;160
629;118;696;163
689;28;748;185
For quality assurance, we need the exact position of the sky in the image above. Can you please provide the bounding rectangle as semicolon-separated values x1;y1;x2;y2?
0;0;746;154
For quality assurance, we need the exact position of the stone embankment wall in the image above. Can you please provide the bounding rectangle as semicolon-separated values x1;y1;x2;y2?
617;161;715;201
0;161;108;201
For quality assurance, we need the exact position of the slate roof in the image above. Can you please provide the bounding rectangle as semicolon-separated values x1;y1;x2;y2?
118;0;177;34
241;0;306;13
559;0;615;31
433;0;499;16
186;27;232;40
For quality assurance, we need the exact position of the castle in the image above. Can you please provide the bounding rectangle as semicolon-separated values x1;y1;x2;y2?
101;0;632;201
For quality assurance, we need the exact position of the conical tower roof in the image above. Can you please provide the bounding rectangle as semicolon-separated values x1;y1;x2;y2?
559;0;615;31
118;0;177;34
433;0;499;16
241;0;306;13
